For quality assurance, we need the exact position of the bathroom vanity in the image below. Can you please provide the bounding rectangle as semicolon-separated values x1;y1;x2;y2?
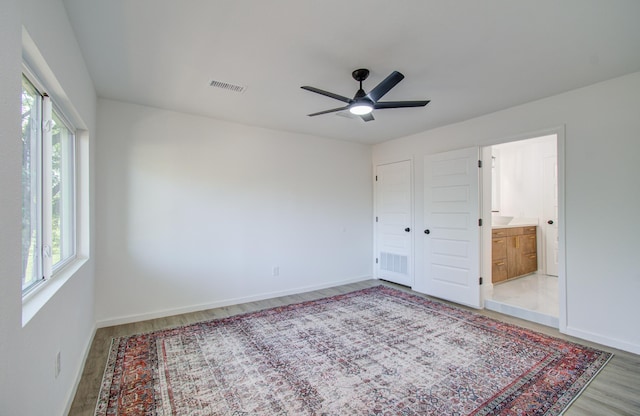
491;225;538;284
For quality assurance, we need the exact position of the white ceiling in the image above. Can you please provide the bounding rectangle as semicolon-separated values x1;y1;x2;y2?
62;0;640;144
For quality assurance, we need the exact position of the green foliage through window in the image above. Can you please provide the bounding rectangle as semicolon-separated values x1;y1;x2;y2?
21;73;76;294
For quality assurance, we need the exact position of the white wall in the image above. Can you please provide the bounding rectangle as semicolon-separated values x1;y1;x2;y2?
95;99;373;324
0;0;24;413
493;136;556;221
0;0;97;414
373;71;640;354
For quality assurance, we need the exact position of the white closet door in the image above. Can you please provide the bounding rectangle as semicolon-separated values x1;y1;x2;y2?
375;160;413;287
423;147;481;308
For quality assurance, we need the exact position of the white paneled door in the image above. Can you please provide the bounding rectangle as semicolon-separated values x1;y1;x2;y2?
423;147;481;308
543;155;559;276
375;160;413;287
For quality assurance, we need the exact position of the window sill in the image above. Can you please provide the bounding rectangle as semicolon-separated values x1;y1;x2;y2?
22;257;88;327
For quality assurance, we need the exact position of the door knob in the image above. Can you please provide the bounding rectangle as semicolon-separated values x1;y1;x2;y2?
424;229;430;234
547;220;554;225
404;228;411;232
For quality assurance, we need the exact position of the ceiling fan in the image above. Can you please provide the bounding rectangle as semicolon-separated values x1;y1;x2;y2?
301;69;430;122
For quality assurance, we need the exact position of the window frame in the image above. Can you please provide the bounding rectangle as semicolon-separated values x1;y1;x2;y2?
50;101;78;274
21;65;78;297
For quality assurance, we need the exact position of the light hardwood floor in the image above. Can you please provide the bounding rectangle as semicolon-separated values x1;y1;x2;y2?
68;280;640;415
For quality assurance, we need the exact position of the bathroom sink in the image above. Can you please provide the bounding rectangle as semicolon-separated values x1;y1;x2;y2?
492;216;513;226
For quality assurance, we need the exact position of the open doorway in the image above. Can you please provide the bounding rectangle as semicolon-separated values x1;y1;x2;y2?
483;134;560;328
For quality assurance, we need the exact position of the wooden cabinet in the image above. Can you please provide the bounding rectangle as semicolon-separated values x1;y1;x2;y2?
492;226;537;284
517;226;538;276
491;235;508;283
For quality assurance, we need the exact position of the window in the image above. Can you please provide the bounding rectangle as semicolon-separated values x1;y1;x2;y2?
21;73;76;295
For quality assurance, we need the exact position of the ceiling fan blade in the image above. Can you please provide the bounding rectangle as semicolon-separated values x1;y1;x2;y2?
301;86;352;104
366;71;405;103
307;106;350;117
374;100;430;109
360;113;375;122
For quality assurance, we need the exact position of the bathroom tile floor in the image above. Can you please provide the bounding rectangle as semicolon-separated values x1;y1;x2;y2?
484;273;559;327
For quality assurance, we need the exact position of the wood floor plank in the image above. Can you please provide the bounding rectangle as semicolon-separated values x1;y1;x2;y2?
68;280;640;415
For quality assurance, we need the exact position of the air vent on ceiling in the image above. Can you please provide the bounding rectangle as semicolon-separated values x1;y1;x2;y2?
209;80;246;93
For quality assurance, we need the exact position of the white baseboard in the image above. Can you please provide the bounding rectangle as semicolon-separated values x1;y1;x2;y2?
63;323;97;415
564;325;640;355
96;275;373;328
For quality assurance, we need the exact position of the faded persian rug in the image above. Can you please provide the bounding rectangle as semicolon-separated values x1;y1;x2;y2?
95;286;611;415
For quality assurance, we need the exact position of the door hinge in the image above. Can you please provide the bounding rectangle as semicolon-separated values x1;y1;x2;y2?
375;258;378;264
375;216;378;222
479;277;483;285
375;175;378;181
478;160;482;168
478;218;483;227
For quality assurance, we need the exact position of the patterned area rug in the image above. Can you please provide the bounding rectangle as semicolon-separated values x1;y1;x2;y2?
95;286;611;415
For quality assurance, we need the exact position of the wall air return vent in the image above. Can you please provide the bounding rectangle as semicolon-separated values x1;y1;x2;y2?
209;80;246;93
380;252;408;275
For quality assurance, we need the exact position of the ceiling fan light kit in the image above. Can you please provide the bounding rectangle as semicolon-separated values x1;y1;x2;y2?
350;103;373;115
301;68;430;122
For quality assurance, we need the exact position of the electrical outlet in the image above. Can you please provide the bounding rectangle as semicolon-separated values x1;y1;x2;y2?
272;266;279;277
55;351;61;378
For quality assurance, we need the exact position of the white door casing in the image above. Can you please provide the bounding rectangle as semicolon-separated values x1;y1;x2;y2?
375;160;413;287
543;155;559;276
422;147;481;308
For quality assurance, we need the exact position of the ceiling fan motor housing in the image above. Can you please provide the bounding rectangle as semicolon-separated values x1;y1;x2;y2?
352;69;373;107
